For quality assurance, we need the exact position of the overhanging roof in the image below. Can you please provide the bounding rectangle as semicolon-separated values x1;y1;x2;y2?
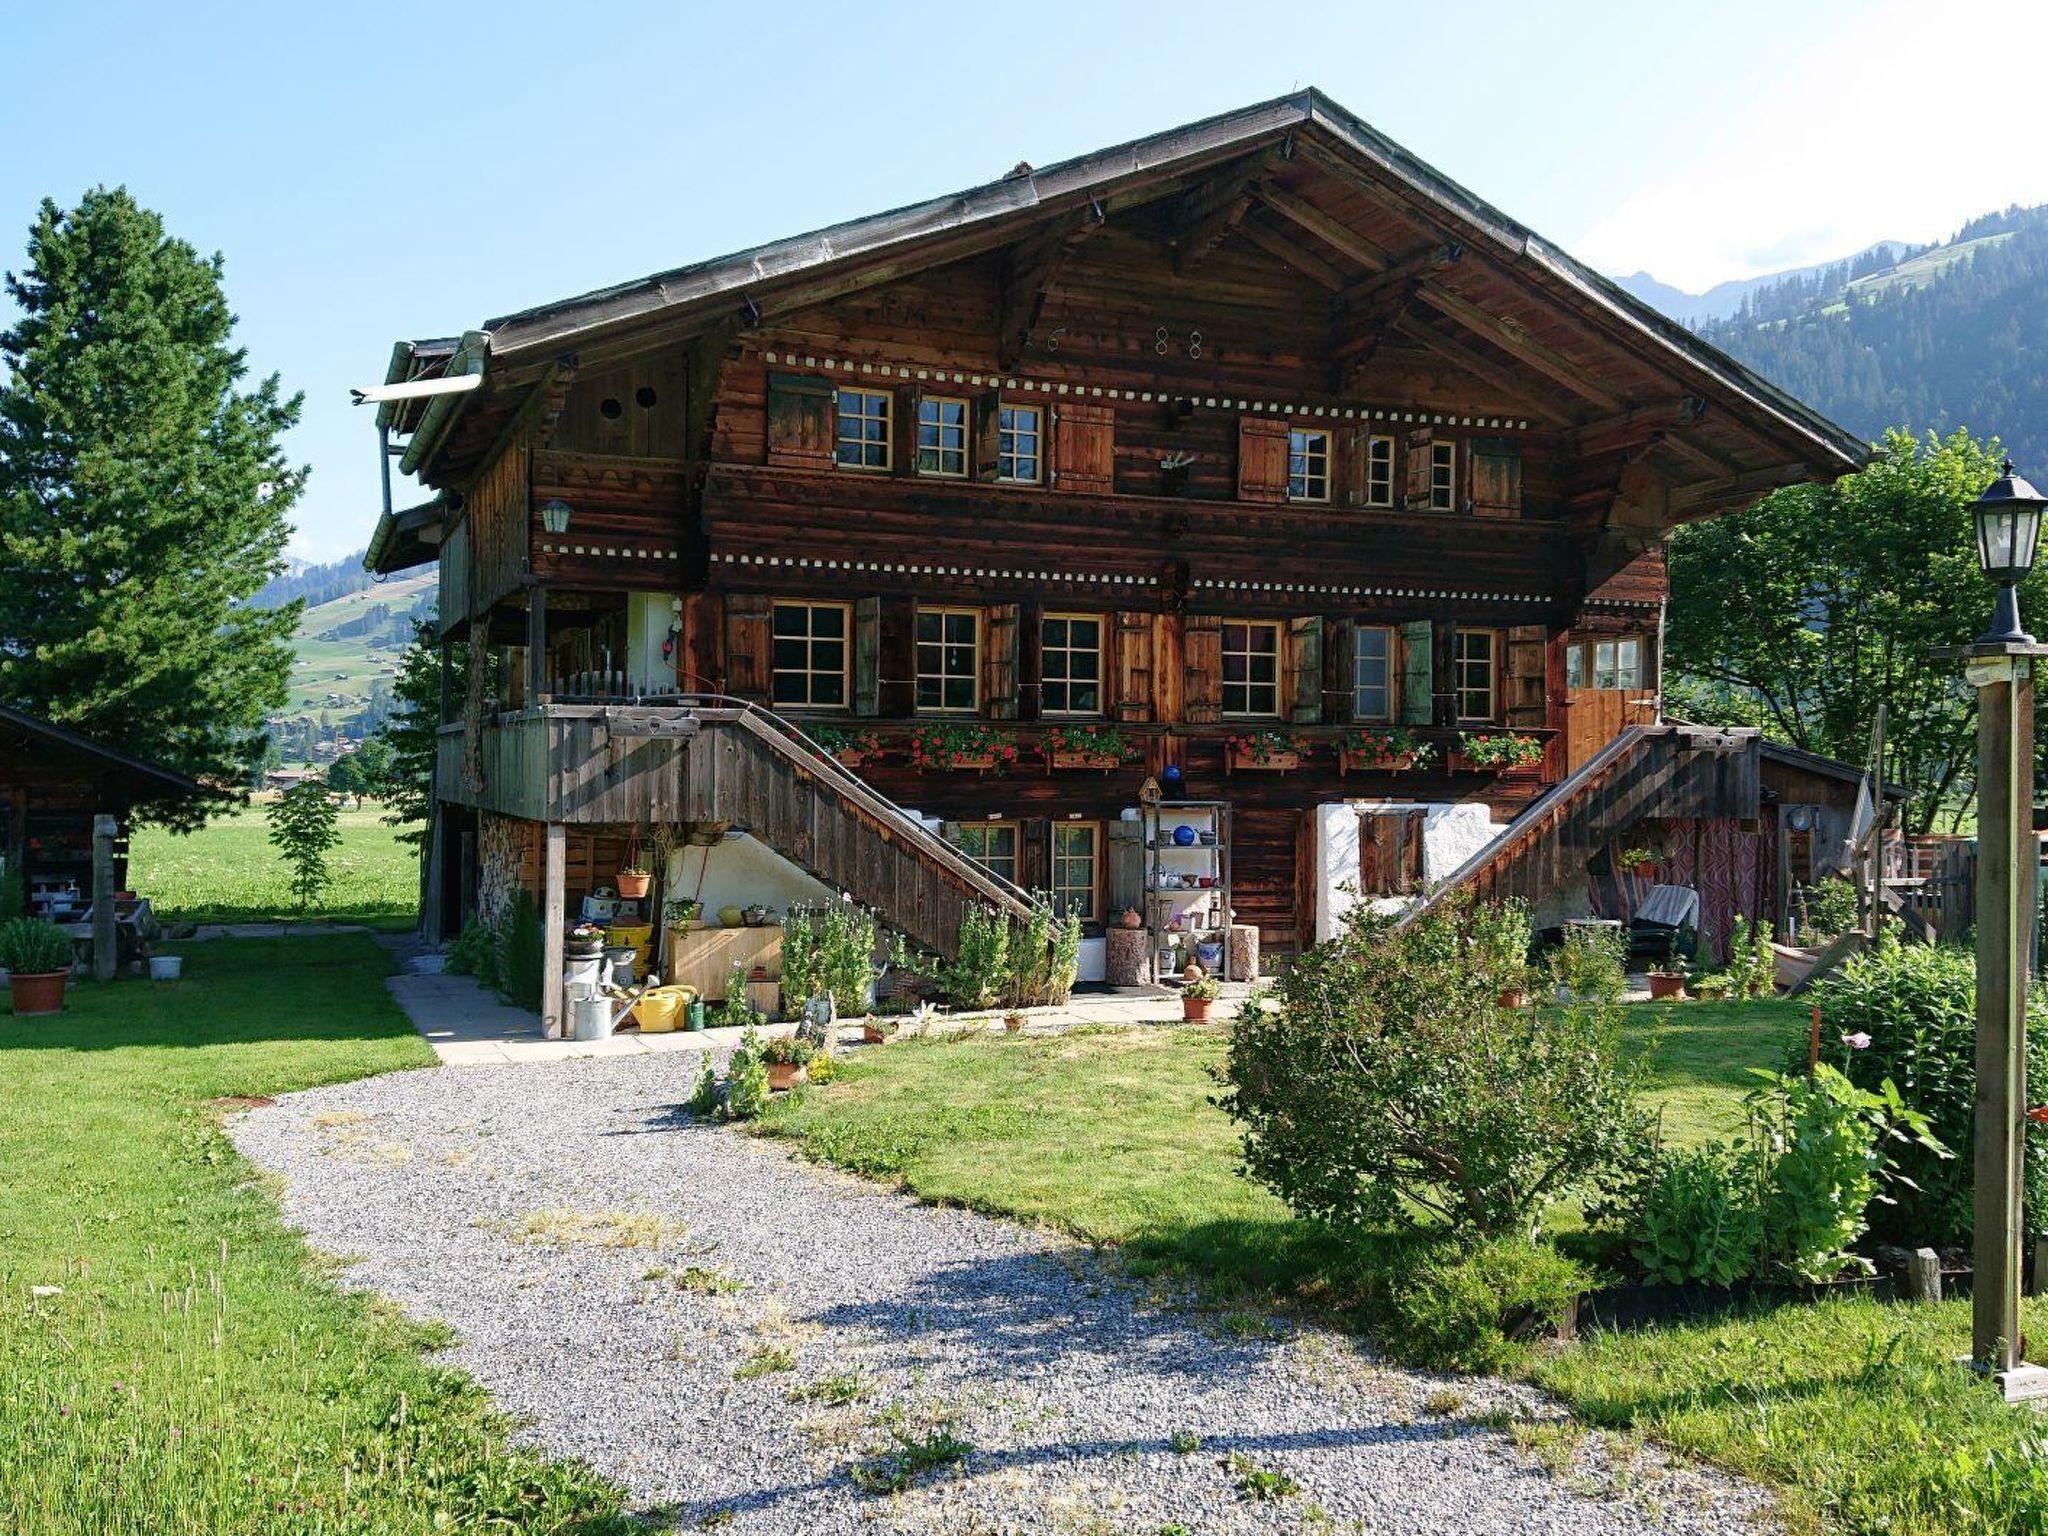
0;705;208;803
364;495;447;575
385;86;1866;488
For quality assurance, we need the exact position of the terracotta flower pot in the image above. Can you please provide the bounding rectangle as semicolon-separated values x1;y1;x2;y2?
765;1061;807;1092
861;1021;891;1045
1183;994;1214;1022
8;970;68;1017
1648;972;1688;1000
1631;862;1658;879
1004;1013;1026;1033
615;871;651;899
1497;988;1528;1009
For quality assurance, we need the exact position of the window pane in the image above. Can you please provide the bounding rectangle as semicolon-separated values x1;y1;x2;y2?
1565;646;1586;690
1616;638;1642;689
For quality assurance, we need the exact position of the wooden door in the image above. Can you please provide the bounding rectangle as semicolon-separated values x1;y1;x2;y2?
1564;684;1658;771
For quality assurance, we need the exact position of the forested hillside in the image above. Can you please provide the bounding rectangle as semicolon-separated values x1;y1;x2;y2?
251;549;377;611
1693;205;2048;470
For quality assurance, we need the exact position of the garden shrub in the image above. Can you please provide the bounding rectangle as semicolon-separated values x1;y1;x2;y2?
446;916;498;988
1386;1238;1590;1371
1723;915;1778;1000
1800;874;1859;939
1220;898;1651;1238
1809;943;2046;1248
939;898;1080;1010
1544;920;1625;1003
782;901;880;1015
944;906;1009;1009
1627;1144;1762;1287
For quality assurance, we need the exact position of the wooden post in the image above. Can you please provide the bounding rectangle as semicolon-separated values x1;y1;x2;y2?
542;821;566;1039
527;586;549;702
1908;1247;1943;1304
90;814;117;983
1966;651;2045;1394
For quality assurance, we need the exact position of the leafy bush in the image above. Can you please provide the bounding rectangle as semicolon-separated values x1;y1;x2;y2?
0;918;74;975
760;1035;817;1067
445;917;498;988
494;890;544;1011
690;1027;771;1121
1006;896;1081;1008
1628;1145;1763;1286
1800;875;1860;939
716;962;759;1029
1809;943;2044;1247
1722;915;1777;1000
265;779;339;910
1544;921;1625;1004
943;906;1010;1009
1386;1238;1590;1371
1220;898;1651;1238
782;901;879;1015
1744;1064;1944;1283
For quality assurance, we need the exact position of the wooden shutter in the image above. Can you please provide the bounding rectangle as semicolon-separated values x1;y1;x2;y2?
984;604;1021;720
1398;619;1433;724
1019;816;1052;893
1327;619;1357;726
764;373;835;468
1288;616;1324;724
1237;416;1290;503
1183;613;1223;724
1403;427;1435;510
1359;808;1426;896
1471;439;1523;519
893;383;918;477
1112;611;1155;722
1342;427;1369;507
1050;401;1114;494
974;389;1003;483
1107;818;1144;914
877;597;916;716
723;593;773;702
1433;620;1458;726
853;597;881;717
1504;624;1548;728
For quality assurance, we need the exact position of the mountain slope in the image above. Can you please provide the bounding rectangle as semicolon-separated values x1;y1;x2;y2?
268;566;435;764
1613;241;1909;325
1685;205;2048;472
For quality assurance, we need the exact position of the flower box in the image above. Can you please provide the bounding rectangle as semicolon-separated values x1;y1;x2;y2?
1049;750;1127;771
1339;747;1426;774
940;753;997;771
1227;745;1302;771
832;750;873;769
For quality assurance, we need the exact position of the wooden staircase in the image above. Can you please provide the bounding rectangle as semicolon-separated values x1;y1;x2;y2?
1398;724;1762;923
665;697;1036;959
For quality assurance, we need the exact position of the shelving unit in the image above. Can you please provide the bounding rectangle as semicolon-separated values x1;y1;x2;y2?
1142;800;1234;983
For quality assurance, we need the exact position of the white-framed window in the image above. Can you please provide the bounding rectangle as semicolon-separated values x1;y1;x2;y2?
1221;619;1282;718
1353;624;1393;721
835;387;891;469
1429;440;1458;511
770;601;849;709
1567;635;1646;691
951;821;1018;884
917;395;968;477
1566;645;1586;690
1288;428;1330;502
1051;822;1100;922
1041;613;1103;715
916;607;979;713
1455;629;1497;721
998;403;1042;483
1365;434;1395;507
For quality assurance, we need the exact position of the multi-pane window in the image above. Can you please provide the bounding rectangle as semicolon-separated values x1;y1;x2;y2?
1051;822;1100;922
998;403;1042;483
1221;620;1282;718
1041;613;1103;715
770;601;849;708
1365;435;1395;507
1288;428;1330;502
917;395;968;477
1565;645;1586;690
1455;629;1497;721
951;822;1018;884
1566;636;1646;691
1429;441;1458;510
916;607;979;713
1352;625;1393;721
835;387;891;469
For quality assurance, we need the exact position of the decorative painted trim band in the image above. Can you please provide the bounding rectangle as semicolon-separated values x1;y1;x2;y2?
539;542;681;561
758;349;1530;432
1194;576;1547;603
713;551;1155;584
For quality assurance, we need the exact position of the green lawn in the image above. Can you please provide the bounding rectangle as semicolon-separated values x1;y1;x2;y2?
0;934;629;1536
128;801;419;927
759;1000;2048;1536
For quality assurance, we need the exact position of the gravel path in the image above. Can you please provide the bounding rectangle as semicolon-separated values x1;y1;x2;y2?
231;1053;1771;1535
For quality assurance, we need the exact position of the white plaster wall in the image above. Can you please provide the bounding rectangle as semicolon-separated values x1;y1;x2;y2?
665;833;839;922
1314;801;1504;942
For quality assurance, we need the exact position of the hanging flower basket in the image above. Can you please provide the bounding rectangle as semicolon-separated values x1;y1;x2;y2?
1337;727;1439;775
1040;724;1141;772
907;723;1018;772
1227;730;1309;771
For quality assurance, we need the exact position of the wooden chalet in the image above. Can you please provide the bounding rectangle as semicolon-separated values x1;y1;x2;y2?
364;89;1865;1028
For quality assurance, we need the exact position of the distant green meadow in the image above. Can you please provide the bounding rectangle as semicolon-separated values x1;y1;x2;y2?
128;802;419;927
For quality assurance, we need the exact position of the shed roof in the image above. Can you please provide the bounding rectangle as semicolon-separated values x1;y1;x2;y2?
0;705;209;803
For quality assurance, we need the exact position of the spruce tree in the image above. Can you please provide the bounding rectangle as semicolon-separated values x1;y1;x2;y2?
0;187;304;820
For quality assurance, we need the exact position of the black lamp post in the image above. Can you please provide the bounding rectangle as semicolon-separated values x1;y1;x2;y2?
1963;460;2048;1396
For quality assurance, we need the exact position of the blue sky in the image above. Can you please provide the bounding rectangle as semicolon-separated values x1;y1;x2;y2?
6;0;2043;560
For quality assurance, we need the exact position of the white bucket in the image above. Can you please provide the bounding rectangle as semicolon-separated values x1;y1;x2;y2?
570;986;616;1042
148;954;183;981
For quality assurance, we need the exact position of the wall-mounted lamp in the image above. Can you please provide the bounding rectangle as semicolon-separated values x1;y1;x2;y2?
539;498;573;535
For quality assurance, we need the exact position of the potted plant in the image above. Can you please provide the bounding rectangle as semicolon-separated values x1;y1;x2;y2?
1040;724;1141;771
760;1034;816;1091
1648;969;1688;1001
2;918;75;1016
1182;974;1221;1022
616;832;652;900
1227;729;1308;771
665;897;702;928
1452;731;1546;775
1616;840;1666;879
1692;973;1732;1002
1338;726;1439;774
1003;1009;1027;1033
906;722;1019;772
808;725;883;768
861;1015;898;1045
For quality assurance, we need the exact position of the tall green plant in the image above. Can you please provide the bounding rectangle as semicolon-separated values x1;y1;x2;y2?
944;906;1010;1009
494;890;544;1011
265;781;338;911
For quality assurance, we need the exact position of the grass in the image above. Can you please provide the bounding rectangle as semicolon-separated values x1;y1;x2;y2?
128;801;419;927
758;1002;2048;1536
0;933;631;1536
